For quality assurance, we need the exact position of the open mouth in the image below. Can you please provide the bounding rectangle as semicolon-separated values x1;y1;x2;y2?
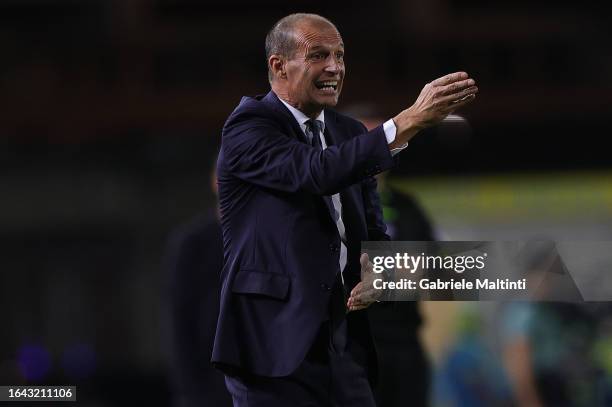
315;81;338;92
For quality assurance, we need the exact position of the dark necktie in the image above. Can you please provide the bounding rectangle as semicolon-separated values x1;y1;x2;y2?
305;119;324;148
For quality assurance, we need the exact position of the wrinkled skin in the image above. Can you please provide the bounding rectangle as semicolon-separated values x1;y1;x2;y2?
269;19;345;119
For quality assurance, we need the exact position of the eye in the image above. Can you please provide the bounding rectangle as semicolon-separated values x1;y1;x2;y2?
336;51;344;61
311;52;325;61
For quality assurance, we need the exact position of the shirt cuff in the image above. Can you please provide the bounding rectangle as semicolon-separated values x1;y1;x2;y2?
383;119;408;156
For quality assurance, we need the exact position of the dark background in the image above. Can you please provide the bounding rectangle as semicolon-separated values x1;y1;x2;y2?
1;1;610;405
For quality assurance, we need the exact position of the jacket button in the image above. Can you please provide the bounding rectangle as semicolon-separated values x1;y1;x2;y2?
329;244;339;252
321;283;331;291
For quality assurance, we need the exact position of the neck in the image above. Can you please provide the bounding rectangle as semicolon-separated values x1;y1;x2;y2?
272;86;322;119
302;107;323;120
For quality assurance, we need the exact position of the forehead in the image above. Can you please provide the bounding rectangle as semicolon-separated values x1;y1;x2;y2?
293;20;344;51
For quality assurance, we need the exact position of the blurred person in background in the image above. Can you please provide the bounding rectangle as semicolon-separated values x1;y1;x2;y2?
499;242;611;406
500;302;612;406
163;160;232;407
213;13;477;406
434;304;514;407
347;105;435;407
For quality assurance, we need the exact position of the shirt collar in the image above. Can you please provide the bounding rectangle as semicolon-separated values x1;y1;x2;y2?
276;94;325;134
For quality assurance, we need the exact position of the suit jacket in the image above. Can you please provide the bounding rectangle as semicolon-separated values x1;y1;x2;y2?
212;91;395;377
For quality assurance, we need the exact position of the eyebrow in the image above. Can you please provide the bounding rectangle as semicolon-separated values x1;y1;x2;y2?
308;44;345;52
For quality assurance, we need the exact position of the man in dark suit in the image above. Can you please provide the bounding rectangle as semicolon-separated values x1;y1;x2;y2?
212;13;477;406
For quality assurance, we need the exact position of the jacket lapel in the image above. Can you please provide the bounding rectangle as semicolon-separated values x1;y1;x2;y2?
261;91;309;144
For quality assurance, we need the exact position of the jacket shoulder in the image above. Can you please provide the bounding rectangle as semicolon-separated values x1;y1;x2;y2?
223;94;287;132
226;95;270;120
326;109;368;133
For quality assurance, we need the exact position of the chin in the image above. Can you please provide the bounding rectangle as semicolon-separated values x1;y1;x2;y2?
318;95;339;107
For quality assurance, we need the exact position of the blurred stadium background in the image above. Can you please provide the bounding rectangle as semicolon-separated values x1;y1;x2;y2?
1;0;611;405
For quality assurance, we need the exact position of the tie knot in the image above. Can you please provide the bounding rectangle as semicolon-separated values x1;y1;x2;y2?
305;119;323;135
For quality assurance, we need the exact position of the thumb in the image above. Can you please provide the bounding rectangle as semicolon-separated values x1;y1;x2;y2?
359;253;370;273
360;253;369;270
360;253;373;279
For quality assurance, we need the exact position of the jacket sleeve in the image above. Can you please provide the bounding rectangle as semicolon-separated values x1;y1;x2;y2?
220;107;394;196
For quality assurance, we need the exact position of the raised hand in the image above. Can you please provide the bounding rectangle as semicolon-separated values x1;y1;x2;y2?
391;72;478;147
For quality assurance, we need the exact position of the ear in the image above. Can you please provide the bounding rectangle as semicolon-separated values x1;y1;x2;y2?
268;55;287;80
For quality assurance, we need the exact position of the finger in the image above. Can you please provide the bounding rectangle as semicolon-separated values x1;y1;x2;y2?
441;94;477;113
348;289;372;305
348;298;366;310
350;282;364;297
430;71;469;87
350;289;379;305
360;253;373;278
360;253;369;270
349;303;369;311
438;79;476;96
438;86;478;104
349;289;371;303
449;92;477;107
350;288;379;305
347;296;369;309
350;293;378;309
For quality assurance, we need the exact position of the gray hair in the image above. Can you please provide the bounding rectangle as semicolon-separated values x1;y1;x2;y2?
265;13;337;82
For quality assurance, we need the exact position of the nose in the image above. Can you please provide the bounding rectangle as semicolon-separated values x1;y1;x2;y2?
324;56;342;74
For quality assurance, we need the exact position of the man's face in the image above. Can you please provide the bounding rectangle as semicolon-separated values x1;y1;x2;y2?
280;21;345;115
